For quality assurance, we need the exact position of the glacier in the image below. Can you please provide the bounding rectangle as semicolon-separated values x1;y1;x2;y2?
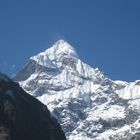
14;40;140;140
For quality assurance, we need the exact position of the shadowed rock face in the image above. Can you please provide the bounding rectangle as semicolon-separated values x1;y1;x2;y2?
0;79;66;140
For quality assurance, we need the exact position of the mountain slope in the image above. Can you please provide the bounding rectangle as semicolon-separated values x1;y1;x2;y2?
14;40;140;140
0;72;66;140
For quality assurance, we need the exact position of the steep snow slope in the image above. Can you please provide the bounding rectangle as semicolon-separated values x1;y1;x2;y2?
14;40;140;140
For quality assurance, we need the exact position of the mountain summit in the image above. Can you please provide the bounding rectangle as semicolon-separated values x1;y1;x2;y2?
31;40;78;67
14;40;140;140
43;40;79;59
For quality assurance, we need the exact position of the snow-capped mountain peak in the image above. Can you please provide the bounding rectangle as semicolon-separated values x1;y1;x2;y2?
14;40;140;140
31;40;78;67
14;40;110;96
45;39;78;59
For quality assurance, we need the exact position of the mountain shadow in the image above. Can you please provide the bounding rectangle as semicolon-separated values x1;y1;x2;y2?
0;73;66;140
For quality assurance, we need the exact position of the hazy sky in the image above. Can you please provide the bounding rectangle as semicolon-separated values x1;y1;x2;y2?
0;0;140;82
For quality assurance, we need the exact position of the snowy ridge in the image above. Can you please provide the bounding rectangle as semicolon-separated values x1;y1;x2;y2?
14;40;140;140
116;80;140;100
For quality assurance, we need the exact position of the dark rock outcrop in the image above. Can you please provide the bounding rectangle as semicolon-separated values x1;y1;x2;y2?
0;75;66;140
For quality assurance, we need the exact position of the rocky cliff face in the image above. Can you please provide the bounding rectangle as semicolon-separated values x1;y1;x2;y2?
0;72;66;140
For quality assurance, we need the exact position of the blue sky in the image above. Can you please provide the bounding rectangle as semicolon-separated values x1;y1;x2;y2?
0;0;140;82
